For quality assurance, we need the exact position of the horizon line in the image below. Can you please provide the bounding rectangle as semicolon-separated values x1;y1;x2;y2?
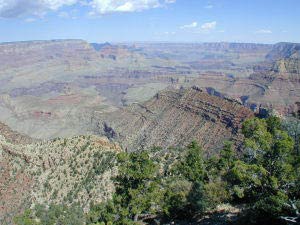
1;39;298;45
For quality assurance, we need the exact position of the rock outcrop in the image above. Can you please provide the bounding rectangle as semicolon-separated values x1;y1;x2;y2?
266;42;300;61
248;42;300;114
0;40;188;139
97;87;254;154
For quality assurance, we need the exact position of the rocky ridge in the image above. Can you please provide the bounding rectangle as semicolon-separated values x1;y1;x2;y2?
0;122;35;144
97;87;254;154
0;124;121;224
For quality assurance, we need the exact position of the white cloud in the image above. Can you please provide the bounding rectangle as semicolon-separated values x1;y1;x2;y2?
201;21;217;30
180;21;217;34
42;0;77;10
180;21;198;29
0;0;77;18
204;4;213;9
164;31;175;35
0;0;176;18
165;0;176;3
256;29;272;34
90;0;163;14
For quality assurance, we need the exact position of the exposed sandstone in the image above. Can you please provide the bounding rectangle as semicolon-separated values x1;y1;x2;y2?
249;42;300;114
97;87;254;154
266;42;300;61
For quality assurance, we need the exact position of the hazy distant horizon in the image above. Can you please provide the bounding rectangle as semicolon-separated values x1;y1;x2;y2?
0;38;295;45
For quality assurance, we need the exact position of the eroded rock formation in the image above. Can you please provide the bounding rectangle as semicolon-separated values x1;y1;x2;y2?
97;87;254;153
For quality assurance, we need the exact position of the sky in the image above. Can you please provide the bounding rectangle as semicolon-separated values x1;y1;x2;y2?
0;0;299;44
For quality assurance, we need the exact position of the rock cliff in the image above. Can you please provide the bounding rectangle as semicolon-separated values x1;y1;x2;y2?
248;42;300;114
97;87;254;153
266;42;300;61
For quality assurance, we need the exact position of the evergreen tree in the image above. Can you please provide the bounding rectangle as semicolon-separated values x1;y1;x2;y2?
227;117;297;223
176;141;205;183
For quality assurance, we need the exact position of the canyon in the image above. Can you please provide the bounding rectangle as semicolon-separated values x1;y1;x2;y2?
0;40;299;141
0;86;253;223
0;39;300;224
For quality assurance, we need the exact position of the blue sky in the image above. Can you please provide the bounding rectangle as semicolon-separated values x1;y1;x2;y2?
0;0;299;43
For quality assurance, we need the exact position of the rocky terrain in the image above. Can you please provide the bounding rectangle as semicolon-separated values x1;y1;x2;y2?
0;122;35;144
0;123;121;224
1;40;300;224
0;40;191;139
130;42;272;78
248;42;300;114
186;42;300;115
0;83;255;223
266;42;300;61
0;39;299;140
96;87;254;153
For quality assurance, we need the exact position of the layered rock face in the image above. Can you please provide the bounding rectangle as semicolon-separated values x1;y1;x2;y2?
249;43;300;114
189;42;300;115
0;40;97;70
134;42;272;58
132;42;272;72
266;42;300;61
97;87;254;153
0;40;192;139
266;42;300;78
0;39;299;141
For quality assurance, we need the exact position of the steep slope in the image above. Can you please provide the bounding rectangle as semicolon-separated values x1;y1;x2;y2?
248;43;300;114
188;42;300;115
0;121;35;144
266;42;300;61
0;124;121;224
97;87;254;153
266;42;300;78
